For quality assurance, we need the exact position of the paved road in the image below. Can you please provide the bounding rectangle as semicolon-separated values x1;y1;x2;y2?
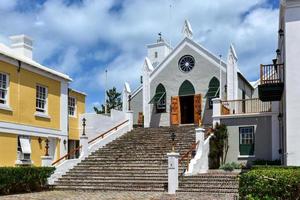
0;191;237;200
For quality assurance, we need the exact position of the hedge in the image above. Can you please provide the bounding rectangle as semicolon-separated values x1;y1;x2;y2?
0;167;55;195
239;167;300;199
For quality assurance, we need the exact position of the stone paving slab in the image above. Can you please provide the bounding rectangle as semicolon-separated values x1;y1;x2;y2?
0;191;237;200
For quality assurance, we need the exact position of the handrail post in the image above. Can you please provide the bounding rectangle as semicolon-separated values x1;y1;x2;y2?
167;152;179;194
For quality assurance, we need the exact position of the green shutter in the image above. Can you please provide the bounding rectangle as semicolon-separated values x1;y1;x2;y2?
149;92;166;104
240;144;254;155
205;77;220;98
179;80;195;96
149;84;166;104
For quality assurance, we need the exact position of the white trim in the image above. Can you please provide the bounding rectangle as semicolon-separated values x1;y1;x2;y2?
0;72;9;106
131;85;142;98
215;112;279;119
34;112;51;119
0;54;71;83
0;43;72;81
0;121;64;138
238;155;256;158
60;81;69;157
238;125;256;157
69;88;87;96
150;38;226;82
0;104;12;111
68;96;77;117
36;84;48;114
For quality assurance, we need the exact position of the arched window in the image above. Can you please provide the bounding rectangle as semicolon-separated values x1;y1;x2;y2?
149;83;166;113
206;77;220;108
179;80;195;96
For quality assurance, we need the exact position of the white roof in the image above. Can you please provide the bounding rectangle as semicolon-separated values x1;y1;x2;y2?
0;43;72;81
69;88;87;96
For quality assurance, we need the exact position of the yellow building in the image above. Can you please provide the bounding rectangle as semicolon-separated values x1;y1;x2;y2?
0;35;86;166
68;89;86;159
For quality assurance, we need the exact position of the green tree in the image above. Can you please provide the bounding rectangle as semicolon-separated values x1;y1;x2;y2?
94;87;122;114
209;124;229;169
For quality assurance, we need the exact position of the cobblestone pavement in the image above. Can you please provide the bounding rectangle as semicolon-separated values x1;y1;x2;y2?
0;191;237;200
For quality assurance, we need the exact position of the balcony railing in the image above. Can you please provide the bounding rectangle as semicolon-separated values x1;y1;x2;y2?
221;98;272;115
259;63;284;101
260;63;284;85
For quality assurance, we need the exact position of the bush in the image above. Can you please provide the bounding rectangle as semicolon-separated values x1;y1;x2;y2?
252;159;281;166
239;167;300;199
219;162;241;171
0;167;55;195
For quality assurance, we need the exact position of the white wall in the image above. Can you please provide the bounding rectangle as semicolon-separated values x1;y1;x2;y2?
284;1;300;166
80;109;127;140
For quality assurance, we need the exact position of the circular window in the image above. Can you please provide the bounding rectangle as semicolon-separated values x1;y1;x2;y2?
178;55;195;73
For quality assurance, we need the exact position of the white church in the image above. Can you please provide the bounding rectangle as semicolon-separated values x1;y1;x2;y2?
123;0;300;167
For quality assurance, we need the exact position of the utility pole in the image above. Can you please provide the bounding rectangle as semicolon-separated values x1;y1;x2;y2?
219;55;222;100
105;69;108;114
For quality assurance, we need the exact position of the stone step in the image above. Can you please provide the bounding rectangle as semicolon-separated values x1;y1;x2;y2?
54;185;166;192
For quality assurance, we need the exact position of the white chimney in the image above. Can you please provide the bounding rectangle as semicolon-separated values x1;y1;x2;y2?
9;35;33;59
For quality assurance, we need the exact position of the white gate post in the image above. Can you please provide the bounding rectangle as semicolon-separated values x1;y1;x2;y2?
167;152;179;194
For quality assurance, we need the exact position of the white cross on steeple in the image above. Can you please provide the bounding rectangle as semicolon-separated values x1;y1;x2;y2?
182;19;193;39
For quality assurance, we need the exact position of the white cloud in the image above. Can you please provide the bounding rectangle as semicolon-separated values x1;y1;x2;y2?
0;0;279;110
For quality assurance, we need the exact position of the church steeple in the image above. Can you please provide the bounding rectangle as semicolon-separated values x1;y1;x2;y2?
182;19;193;39
147;33;172;67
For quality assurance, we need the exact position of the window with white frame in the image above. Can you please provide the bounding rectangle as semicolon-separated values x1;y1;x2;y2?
0;73;9;105
239;126;255;156
68;96;76;116
36;85;47;113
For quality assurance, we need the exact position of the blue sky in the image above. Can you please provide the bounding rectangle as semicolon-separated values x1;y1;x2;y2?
0;0;279;112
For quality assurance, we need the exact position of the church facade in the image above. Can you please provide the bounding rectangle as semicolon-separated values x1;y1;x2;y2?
128;21;253;128
122;20;278;165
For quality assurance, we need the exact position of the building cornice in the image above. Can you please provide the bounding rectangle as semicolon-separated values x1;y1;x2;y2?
0;121;67;138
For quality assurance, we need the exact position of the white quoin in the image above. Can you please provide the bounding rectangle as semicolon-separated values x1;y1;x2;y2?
142;57;154;128
122;82;131;112
167;152;179;194
227;44;238;101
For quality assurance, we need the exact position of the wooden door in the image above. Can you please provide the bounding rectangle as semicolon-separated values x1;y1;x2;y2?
138;112;144;126
194;94;202;125
171;96;180;125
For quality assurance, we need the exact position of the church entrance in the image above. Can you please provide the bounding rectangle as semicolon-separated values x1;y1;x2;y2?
170;80;202;126
180;95;194;124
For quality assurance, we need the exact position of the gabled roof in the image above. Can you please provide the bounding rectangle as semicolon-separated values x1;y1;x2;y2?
0;43;72;81
150;37;227;79
131;85;142;98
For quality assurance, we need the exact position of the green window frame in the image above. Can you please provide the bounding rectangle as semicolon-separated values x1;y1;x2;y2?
149;84;166;113
239;126;255;156
206;77;220;109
